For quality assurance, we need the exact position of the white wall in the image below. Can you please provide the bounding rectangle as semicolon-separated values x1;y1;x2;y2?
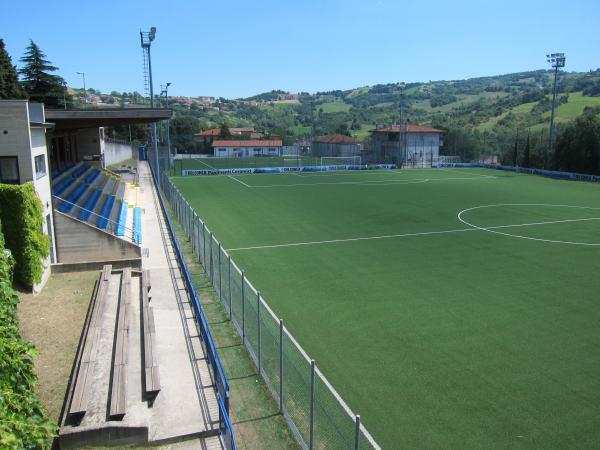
213;146;282;157
103;140;133;167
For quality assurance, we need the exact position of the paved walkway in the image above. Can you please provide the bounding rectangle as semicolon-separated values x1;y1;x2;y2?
138;161;221;447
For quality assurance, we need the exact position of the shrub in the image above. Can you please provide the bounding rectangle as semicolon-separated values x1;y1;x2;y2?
0;183;49;289
0;222;57;448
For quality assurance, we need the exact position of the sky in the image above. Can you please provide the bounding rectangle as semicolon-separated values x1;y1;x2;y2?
1;0;599;99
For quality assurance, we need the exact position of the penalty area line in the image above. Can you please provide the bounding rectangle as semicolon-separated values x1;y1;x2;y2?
227;216;600;252
228;175;251;187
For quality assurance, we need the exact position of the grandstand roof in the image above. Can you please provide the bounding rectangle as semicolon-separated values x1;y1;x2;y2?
45;108;172;130
212;139;283;147
370;124;444;133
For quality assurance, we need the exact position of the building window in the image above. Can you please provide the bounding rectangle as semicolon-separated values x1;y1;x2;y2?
218;148;226;152
0;156;19;184
34;154;47;179
269;148;275;153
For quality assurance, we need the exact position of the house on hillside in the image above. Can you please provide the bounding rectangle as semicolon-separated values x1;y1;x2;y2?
212;139;283;158
369;124;444;166
193;126;256;145
312;134;362;157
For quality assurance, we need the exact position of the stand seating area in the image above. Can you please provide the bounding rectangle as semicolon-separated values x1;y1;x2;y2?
51;162;141;245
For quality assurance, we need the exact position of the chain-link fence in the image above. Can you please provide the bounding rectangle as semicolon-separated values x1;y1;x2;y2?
161;172;381;450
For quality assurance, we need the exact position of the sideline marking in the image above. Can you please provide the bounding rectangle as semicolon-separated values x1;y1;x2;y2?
227;215;600;251
231;175;495;189
228;175;251;187
458;203;600;246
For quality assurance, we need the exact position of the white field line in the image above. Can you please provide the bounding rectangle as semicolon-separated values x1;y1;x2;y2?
227;216;600;252
231;175;495;189
458;203;600;246
194;158;218;170
228;175;251;187
438;167;493;178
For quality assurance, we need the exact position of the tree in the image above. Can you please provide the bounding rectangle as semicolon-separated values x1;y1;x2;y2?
0;39;27;99
220;122;231;138
522;130;531;168
19;40;71;108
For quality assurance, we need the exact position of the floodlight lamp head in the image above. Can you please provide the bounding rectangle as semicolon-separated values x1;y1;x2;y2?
166;82;171;87
149;27;156;41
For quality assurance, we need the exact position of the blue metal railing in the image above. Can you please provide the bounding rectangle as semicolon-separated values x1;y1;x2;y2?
148;161;236;449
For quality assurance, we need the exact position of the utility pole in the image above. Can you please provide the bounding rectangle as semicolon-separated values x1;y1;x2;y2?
141;27;160;188
546;52;566;169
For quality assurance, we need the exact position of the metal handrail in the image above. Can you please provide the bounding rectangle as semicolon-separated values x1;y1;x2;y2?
52;194;136;239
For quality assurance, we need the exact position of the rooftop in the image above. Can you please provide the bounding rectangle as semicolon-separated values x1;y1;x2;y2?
314;134;360;144
45;108;172;130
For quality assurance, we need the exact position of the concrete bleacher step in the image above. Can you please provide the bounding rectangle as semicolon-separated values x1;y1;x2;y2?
51;162;83;188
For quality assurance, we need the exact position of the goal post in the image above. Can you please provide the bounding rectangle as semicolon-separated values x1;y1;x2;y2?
320;156;362;168
283;157;301;168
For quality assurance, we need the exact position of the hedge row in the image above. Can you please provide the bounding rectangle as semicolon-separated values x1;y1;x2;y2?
0;183;49;289
0;221;57;448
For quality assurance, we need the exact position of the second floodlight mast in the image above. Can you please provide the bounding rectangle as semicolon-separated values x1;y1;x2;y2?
546;52;565;169
141;27;160;187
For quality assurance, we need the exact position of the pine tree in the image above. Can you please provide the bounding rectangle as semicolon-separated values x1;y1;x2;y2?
19;40;71;108
0;39;27;99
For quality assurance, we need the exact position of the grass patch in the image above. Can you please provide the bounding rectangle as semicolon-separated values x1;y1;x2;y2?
17;271;98;424
320;101;351;113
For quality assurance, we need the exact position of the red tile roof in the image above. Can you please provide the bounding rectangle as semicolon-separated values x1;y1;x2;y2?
212;139;283;147
196;128;222;136
370;124;444;133
314;134;360;144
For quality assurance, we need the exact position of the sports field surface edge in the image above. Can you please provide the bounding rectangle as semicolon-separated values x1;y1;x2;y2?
171;168;600;449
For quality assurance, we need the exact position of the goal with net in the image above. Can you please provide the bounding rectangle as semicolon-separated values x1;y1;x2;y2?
283;157;301;168
320;156;362;168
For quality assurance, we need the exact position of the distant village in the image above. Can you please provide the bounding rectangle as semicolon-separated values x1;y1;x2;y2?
73;89;300;111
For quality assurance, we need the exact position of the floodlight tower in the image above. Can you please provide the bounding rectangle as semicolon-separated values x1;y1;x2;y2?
76;71;87;108
399;82;406;166
160;82;172;170
141;27;160;187
546;52;566;169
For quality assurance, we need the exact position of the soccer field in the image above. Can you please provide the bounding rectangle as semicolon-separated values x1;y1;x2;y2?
171;168;600;449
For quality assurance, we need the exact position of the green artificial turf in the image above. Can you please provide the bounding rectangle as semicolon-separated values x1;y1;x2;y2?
171;167;600;449
177;156;323;171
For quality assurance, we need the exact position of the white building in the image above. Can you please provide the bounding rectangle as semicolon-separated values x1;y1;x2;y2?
0;100;56;290
369;124;444;166
212;139;283;157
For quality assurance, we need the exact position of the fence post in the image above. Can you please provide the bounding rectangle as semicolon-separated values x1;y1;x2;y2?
202;223;206;269
241;271;245;344
354;415;361;450
257;291;261;374
310;359;315;450
196;217;201;262
218;243;222;300
209;232;214;283
228;254;232;320
279;319;283;413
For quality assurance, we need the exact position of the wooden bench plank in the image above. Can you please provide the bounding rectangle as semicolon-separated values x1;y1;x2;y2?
68;265;112;423
109;268;130;420
141;270;160;401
